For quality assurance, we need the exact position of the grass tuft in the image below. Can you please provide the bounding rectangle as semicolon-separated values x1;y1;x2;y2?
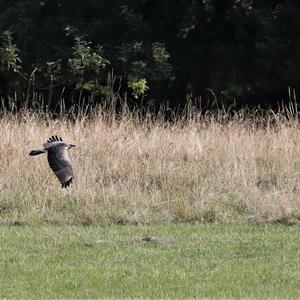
1;109;300;225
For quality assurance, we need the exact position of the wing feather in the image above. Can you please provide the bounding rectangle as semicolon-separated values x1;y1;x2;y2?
47;135;63;143
47;146;74;188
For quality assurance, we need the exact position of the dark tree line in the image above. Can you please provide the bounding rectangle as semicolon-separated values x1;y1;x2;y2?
0;0;300;110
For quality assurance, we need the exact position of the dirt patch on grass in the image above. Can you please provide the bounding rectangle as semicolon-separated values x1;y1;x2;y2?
84;236;176;247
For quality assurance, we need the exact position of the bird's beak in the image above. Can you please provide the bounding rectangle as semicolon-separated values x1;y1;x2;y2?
68;144;76;149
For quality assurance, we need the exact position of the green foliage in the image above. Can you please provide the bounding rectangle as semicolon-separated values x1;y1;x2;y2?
0;31;22;73
152;42;170;63
118;40;173;99
68;37;109;92
0;30;23;96
127;76;149;99
82;81;110;97
150;42;174;83
68;37;109;78
0;1;300;108
45;60;62;83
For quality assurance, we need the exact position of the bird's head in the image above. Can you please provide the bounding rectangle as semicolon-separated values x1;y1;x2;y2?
67;143;76;150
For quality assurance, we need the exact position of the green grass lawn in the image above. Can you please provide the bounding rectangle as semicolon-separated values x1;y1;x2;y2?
0;224;299;298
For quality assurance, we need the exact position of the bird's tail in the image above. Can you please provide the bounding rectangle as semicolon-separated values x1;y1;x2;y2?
29;149;46;156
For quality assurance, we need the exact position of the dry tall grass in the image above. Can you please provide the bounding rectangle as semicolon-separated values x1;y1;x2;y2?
1;109;300;225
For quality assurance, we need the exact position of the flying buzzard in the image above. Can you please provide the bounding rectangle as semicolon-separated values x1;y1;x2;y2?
29;135;76;188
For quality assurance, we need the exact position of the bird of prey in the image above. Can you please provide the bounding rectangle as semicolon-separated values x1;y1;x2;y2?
29;135;76;188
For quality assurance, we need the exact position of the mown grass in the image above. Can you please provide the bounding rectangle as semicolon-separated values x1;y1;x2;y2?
1;109;300;225
0;224;299;298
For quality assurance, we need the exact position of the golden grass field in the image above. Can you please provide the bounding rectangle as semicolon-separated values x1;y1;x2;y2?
1;109;300;225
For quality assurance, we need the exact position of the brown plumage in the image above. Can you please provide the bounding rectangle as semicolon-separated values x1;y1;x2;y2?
29;135;76;188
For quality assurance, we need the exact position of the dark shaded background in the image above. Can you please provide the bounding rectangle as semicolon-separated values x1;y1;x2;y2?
0;0;299;110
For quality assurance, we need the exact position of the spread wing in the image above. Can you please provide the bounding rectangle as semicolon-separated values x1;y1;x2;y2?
47;146;74;188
